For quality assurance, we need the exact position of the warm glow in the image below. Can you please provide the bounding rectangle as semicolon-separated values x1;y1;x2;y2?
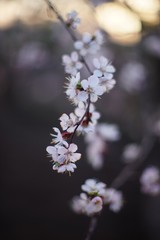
118;0;160;25
48;0;98;33
0;0;97;32
96;3;142;45
0;0;50;28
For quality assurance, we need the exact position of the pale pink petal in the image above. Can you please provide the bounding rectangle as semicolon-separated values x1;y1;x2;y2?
81;79;89;90
58;165;66;173
74;41;83;50
100;56;108;66
88;75;99;88
69;143;78;152
95;86;105;95
77;91;88;102
93;58;100;69
66;164;76;172
82;32;92;43
59;113;69;122
58;146;67;155
93;69;102;77
104;73;113;80
70;153;81;162
106;65;116;73
46;146;56;155
57;155;66;164
90;93;98;102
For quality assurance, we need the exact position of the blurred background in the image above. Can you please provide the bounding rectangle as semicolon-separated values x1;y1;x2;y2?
0;0;160;239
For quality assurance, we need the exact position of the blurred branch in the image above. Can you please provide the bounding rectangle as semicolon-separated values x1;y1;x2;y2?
85;133;156;240
85;216;98;240
111;134;156;189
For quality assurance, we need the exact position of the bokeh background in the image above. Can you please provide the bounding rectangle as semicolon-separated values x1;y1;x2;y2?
0;0;160;239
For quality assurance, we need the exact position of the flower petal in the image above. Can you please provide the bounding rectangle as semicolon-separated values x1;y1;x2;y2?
46;146;56;155
93;69;102;77
58;146;67;155
58;165;66;173
81;79;88;90
82;32;92;43
90;93;98;102
93;58;100;69
74;41;83;50
88;75;99;88
70;153;81;162
69;143;78;152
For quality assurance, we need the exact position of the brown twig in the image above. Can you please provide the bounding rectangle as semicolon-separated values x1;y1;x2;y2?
44;0;92;75
69;95;90;144
84;216;98;240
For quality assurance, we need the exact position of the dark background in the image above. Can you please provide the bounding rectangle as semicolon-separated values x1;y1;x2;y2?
0;1;160;239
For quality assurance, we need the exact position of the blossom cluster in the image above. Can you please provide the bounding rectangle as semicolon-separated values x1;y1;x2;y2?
45;4;160;231
71;179;123;216
46;10;117;174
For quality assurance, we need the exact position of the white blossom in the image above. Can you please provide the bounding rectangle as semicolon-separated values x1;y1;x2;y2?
93;56;115;80
58;143;81;162
122;143;141;163
103;188;123;212
76;103;100;124
46;143;81;174
74;30;103;56
81;179;106;196
46;145;59;162
71;193;88;214
93;56;116;92
140;166;160;196
71;179;105;216
57;162;77;173
65;72;88;104
74;102;100;134
50;127;68;146
71;179;123;216
71;193;103;216
85;196;103;216
62;51;83;76
81;75;106;102
66;11;80;29
59;113;77;133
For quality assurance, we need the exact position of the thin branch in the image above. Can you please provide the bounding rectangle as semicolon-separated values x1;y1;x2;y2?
84;216;98;240
44;0;92;75
85;134;156;240
44;0;93;146
69;95;91;144
111;134;156;189
45;1;157;240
